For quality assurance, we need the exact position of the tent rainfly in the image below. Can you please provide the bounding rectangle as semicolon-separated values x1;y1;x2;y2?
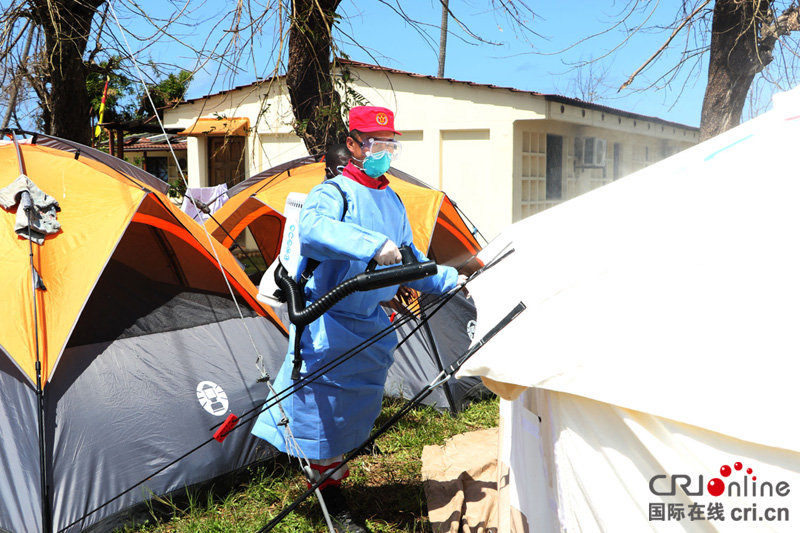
0;133;288;533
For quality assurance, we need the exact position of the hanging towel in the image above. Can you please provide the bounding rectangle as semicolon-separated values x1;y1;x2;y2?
181;183;229;223
0;174;61;244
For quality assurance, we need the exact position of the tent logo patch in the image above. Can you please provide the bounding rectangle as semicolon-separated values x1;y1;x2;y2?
466;320;476;341
647;462;791;523
197;381;228;416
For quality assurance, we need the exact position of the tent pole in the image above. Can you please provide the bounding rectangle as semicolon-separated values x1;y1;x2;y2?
32;250;50;533
418;303;458;412
11;131;51;533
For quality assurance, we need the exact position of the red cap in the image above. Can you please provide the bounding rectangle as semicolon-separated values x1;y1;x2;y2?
348;106;402;135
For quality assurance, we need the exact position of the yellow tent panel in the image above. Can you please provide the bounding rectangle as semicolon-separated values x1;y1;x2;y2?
0;143;145;385
0;139;284;386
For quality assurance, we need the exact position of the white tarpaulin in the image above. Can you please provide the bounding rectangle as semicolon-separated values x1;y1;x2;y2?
459;86;800;531
499;388;800;532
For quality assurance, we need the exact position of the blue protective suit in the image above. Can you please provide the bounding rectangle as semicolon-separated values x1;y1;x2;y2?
251;165;459;459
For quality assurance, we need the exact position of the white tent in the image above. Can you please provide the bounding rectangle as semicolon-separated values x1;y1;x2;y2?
458;87;800;532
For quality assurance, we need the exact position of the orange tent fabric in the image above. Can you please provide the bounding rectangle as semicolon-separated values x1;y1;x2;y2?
205;158;483;273
0;137;283;387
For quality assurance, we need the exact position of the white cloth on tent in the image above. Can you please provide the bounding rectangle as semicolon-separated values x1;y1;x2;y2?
458;84;800;532
181;184;228;223
0;174;61;244
499;388;800;532
458;91;800;454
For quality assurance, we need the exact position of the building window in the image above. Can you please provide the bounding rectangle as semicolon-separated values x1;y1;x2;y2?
631;144;652;172
613;143;622;180
145;156;169;181
546;134;563;200
519;131;564;219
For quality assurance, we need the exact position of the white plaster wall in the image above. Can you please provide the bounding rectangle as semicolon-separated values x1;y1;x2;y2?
346;68;545;239
165;80;299;183
163;64;697;241
256;133;310;171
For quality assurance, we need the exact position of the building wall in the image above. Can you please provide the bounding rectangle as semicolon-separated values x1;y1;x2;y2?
513;107;697;227
163;66;697;241
345;67;544;240
165;81;297;186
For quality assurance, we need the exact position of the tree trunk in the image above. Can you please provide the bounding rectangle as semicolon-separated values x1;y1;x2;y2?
30;0;105;145
699;0;785;141
287;0;346;155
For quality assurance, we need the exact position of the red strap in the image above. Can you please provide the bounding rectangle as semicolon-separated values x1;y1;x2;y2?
342;162;389;189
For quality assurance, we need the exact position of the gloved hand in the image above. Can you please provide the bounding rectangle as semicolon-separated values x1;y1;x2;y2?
457;274;470;298
373;239;402;266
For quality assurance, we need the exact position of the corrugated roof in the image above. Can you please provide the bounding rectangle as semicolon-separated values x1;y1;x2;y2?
175;59;698;131
123;134;187;151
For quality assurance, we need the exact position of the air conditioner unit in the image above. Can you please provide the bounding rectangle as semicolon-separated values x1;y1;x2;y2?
574;137;607;168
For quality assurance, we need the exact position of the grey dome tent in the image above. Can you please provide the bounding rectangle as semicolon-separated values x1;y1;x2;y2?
0;133;288;533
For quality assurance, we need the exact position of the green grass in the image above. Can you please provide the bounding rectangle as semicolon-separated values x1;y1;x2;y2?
121;395;500;532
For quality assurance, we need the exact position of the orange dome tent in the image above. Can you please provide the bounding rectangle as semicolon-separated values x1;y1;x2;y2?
0;132;288;532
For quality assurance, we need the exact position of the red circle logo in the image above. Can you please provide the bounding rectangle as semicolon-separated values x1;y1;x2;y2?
707;478;725;497
375;112;388;126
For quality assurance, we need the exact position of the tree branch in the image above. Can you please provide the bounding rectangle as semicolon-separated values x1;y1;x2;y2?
620;0;713;90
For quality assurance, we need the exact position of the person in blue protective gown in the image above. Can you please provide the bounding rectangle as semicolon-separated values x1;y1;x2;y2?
252;106;465;532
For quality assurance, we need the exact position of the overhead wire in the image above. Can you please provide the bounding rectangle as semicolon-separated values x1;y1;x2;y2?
107;0;273;379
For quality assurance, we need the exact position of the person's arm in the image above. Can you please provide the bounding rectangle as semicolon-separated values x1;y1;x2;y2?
404;242;460;295
394;208;460;295
298;183;389;263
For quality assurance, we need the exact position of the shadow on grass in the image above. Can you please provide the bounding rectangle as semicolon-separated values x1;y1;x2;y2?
288;481;430;532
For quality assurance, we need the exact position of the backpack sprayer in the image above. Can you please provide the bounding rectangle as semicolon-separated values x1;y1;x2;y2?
257;190;439;380
257;192;307;308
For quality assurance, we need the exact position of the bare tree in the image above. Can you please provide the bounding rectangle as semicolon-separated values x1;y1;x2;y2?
1;19;33;129
0;0;205;142
286;0;345;155
562;55;612;103
700;0;800;138
18;0;107;143
180;0;537;154
0;0;539;152
561;1;800;141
